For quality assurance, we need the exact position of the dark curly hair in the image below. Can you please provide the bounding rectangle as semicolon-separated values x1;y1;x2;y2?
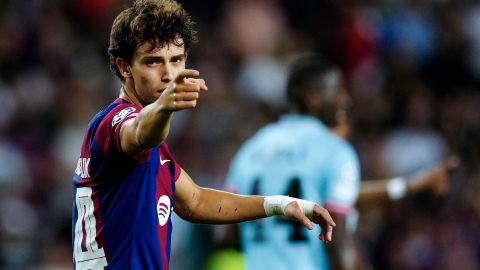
108;0;197;81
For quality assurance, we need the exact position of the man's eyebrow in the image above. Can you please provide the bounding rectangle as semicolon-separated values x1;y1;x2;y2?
142;54;185;61
142;56;164;61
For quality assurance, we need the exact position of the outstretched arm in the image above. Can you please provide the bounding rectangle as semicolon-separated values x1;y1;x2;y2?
356;156;459;207
174;169;336;243
120;69;208;156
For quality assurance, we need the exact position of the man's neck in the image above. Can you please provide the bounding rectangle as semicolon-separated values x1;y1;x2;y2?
120;82;143;107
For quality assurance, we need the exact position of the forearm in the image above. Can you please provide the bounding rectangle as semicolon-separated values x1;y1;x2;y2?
133;101;173;148
357;159;457;207
174;170;334;244
356;180;391;206
176;187;266;224
357;177;415;207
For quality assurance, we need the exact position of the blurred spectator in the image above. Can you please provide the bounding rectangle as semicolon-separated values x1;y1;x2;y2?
382;81;448;176
221;0;289;114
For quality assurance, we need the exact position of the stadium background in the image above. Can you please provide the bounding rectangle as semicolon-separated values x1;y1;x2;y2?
0;0;479;269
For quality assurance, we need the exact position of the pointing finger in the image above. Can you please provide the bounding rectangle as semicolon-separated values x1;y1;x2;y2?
175;69;200;83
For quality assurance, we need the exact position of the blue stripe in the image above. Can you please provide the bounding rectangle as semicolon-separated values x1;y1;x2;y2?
165;162;176;263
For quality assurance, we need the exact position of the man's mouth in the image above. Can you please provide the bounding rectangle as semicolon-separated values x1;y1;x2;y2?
157;87;168;94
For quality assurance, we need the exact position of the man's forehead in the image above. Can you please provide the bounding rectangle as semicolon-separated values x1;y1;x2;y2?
136;40;185;56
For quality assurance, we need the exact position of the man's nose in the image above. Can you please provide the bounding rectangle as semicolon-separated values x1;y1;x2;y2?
162;64;174;82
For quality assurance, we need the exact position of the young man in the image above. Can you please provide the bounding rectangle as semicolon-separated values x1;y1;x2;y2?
71;1;335;269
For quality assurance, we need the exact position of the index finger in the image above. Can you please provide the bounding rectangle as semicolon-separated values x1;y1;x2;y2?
175;69;200;83
314;205;336;227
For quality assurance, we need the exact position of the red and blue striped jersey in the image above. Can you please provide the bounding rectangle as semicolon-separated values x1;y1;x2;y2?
72;98;181;270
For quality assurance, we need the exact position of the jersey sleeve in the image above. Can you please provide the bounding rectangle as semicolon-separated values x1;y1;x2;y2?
323;143;360;216
95;104;141;157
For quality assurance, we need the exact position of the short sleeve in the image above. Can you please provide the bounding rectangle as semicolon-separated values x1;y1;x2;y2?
323;143;361;216
95;104;140;157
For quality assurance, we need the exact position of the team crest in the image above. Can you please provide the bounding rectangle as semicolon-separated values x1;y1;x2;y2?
112;107;136;126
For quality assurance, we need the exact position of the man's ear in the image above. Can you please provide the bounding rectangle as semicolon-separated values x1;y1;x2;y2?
116;58;131;78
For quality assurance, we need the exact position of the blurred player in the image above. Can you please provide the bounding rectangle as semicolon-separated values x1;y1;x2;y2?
71;1;335;270
227;55;360;270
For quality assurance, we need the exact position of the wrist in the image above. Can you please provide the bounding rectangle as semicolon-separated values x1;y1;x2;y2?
263;195;285;216
263;196;316;219
386;177;407;200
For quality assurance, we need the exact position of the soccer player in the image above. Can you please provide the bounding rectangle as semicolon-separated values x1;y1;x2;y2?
227;55;360;270
71;1;335;270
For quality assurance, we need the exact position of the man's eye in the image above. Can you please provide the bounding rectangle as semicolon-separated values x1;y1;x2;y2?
146;60;158;65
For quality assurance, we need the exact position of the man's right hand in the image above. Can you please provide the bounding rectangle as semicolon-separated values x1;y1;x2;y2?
159;69;208;111
410;156;460;195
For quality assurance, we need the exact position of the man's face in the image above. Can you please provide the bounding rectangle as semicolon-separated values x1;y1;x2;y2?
307;70;350;126
128;39;187;106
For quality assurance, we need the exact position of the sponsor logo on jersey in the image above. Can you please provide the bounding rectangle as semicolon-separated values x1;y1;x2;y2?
160;156;171;165
75;158;91;178
157;195;171;226
112;107;136;126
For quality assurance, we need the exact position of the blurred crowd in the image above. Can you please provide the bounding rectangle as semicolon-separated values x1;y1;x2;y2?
0;0;479;269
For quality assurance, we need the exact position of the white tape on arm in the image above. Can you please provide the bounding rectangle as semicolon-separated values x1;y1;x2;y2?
264;196;316;220
386;177;407;200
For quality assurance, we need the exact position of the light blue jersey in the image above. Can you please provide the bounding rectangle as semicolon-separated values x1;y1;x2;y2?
227;114;360;270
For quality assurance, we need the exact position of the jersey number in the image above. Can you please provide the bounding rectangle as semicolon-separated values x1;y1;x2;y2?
250;178;308;242
74;187;108;269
